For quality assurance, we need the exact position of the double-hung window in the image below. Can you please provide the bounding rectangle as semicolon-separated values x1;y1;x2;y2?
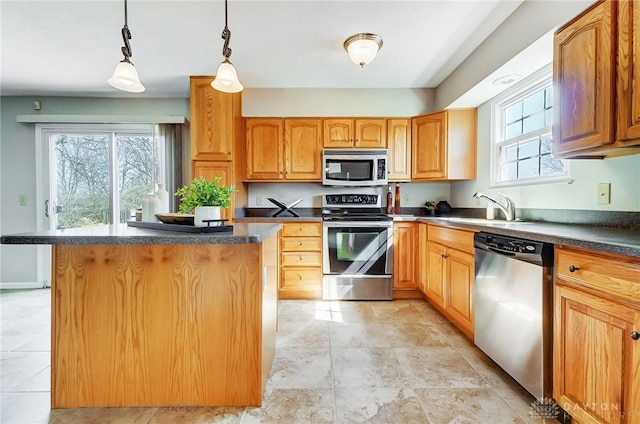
491;66;569;187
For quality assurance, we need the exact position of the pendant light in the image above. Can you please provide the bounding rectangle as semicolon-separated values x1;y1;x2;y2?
108;0;145;93
344;33;383;68
211;0;244;93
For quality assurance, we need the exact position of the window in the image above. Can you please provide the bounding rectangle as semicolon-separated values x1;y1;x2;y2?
491;66;568;187
38;124;182;229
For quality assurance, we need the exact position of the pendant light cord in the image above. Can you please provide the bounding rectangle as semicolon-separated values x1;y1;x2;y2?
221;0;232;59
120;0;133;60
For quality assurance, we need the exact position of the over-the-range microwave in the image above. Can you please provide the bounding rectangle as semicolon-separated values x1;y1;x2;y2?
322;149;388;187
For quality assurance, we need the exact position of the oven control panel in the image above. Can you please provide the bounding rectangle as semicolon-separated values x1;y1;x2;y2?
323;194;380;207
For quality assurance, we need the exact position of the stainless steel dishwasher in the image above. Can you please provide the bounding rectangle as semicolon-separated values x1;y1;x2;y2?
474;232;554;400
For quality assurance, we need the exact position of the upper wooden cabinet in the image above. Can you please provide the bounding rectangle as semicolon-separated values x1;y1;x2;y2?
387;119;412;182
245;118;322;181
189;76;241;161
323;119;387;148
553;0;640;158
411;109;477;181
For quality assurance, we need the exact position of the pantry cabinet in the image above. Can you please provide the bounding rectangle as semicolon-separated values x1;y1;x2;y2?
323;119;386;148
426;224;475;339
279;222;323;299
245;118;322;181
411;109;476;181
190;76;241;161
553;0;640;158
387;119;412;182
554;246;640;424
192;161;233;220
393;222;418;289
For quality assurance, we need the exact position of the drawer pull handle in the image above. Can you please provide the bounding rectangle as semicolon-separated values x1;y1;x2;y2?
568;265;579;273
632;331;640;341
299;241;303;246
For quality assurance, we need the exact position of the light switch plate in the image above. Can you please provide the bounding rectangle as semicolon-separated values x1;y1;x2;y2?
597;183;610;204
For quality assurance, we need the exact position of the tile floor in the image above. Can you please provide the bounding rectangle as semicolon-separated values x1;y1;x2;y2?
1;289;558;423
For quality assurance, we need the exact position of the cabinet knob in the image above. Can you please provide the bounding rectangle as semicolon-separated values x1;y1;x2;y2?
568;265;579;273
299;241;303;246
632;331;640;341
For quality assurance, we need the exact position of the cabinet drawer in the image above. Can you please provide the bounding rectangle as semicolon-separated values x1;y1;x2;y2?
281;237;322;252
282;251;322;267
427;224;475;254
281;222;322;237
556;246;640;304
281;268;323;289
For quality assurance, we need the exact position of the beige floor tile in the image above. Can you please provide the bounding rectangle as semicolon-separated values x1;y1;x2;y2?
49;407;156;424
277;300;322;323
243;388;334;424
334;387;429;424
320;301;378;323
268;347;333;389
148;406;245;423
395;346;488;388
332;348;408;388
369;301;425;322
416;387;527;424
382;321;450;348
276;320;330;348
328;322;393;348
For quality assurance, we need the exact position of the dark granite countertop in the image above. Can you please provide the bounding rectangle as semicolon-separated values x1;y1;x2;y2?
0;223;282;245
418;217;640;259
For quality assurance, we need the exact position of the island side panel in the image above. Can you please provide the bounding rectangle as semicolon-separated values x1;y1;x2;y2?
51;242;269;408
261;233;279;391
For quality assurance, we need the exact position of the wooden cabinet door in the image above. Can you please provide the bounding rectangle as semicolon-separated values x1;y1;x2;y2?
412;112;446;180
355;119;387;148
617;0;640;143
192;161;234;220
246;119;283;180
553;0;616;156
323;119;353;147
393;222;417;289
554;284;640;424
417;222;428;295
426;242;446;309
387;119;412;181
284;119;323;181
445;248;474;338
190;76;240;161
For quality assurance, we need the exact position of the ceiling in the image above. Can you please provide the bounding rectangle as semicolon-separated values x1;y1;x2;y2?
1;0;527;98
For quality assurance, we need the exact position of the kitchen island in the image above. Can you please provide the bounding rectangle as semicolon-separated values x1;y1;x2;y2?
1;223;282;408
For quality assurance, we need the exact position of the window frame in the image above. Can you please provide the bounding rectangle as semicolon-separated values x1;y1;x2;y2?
490;65;570;188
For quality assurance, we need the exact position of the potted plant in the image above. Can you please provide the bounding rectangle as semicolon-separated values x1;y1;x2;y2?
175;176;237;226
424;200;436;216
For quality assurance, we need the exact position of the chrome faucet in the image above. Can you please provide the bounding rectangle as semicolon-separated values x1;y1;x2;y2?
473;192;516;221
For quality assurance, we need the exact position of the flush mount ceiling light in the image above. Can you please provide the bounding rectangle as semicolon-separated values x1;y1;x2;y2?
107;0;145;93
211;0;244;93
343;33;383;68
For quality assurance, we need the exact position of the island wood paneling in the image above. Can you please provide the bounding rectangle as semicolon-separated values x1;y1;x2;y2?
51;241;276;408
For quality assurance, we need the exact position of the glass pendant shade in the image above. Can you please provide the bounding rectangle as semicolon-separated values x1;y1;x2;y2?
108;59;145;93
344;33;383;68
211;59;244;93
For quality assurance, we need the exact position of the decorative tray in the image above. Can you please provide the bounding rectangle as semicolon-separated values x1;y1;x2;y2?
127;220;233;234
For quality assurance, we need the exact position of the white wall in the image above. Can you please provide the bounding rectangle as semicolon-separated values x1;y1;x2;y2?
0;96;189;285
451;100;640;211
243;88;435;117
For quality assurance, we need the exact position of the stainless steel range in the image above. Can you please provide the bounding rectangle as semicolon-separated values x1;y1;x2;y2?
322;194;393;300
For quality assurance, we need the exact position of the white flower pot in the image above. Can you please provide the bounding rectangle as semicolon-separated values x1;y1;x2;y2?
194;206;221;227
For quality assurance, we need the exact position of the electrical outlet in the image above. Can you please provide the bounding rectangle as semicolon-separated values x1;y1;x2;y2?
597;183;610;204
256;195;263;206
19;195;27;206
404;194;411;205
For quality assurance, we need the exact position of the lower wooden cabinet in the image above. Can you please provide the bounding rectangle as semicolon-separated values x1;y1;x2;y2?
554;246;640;424
279;222;323;299
191;161;233;220
393;222;418;289
425;224;475;339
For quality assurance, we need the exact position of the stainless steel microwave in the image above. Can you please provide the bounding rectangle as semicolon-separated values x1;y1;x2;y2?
322;149;388;187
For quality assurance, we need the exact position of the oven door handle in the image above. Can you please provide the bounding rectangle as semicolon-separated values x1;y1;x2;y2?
322;221;392;228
